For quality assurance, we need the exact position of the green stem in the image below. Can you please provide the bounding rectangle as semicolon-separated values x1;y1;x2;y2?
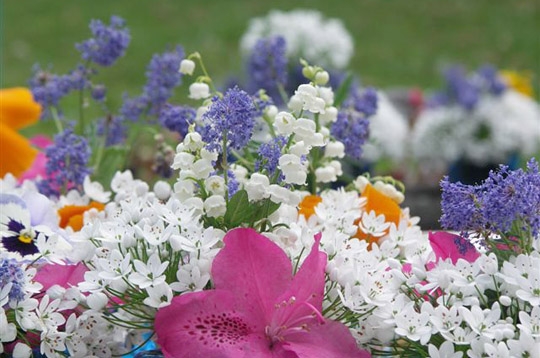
50;107;63;133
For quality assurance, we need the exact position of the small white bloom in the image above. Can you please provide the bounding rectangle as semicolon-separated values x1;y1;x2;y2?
314;70;329;86
172;152;195;170
205;175;226;195
189;82;211;100
86;291;108;310
279;154;306;185
179;59;195;75
129;253;169;289
274;111;296;135
315;165;338;183
268;185;300;206
324;141;345;158
358;211;391;238
143;283;173;308
192;158;214;179
245;173;270;201
12;342;32;358
204;195;226;218
153;181;171;200
183;132;204;151
83;176;111;203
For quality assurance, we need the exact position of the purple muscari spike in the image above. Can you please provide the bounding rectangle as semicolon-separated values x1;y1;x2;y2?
29;65;72;116
120;94;149;122
143;46;185;115
255;136;287;178
481;159;540;236
199;86;257;154
477;65;506;95
91;84;107;102
247;36;288;103
76;15;130;67
0;258;26;303
97;115;127;146
227;170;240;197
159;104;195;137
37;126;92;197
331;85;375;160
440;177;485;232
445;66;479;110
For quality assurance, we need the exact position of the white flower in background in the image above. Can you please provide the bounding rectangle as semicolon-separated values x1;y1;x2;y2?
363;91;409;163
240;9;354;69
179;59;195;75
188;82;210;100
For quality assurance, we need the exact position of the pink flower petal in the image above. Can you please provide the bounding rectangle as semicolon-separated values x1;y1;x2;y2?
34;263;87;292
281;319;371;357
280;233;326;310
429;231;480;264
211;228;293;322
155;290;272;358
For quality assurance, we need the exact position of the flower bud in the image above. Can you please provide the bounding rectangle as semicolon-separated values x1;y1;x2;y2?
179;59;196;75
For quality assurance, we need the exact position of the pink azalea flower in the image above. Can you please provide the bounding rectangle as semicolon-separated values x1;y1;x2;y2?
428;231;480;264
19;135;53;183
155;228;370;358
34;262;87;292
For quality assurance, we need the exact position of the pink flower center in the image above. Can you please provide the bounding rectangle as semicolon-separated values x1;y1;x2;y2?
265;294;325;344
183;311;251;348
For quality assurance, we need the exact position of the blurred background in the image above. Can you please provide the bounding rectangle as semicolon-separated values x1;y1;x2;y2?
1;0;539;228
2;0;538;94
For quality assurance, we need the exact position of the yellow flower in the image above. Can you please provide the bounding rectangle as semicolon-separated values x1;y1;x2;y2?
0;88;42;177
500;70;535;98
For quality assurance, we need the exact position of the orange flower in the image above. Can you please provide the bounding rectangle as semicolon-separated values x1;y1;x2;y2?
354;183;402;247
0;88;42;177
298;195;323;219
58;201;106;231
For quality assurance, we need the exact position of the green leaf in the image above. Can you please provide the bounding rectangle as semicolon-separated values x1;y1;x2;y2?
224;190;252;227
333;73;353;107
251;198;281;223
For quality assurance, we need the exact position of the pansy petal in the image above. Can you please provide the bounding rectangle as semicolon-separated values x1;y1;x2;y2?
155;289;272;358
212;228;293;321
0;87;41;130
281;319;371;358
20;191;58;228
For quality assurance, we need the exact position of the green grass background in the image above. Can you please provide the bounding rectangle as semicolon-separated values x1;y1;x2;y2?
2;0;539;96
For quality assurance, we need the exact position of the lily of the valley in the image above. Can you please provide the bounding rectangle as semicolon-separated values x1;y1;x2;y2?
155;228;370;357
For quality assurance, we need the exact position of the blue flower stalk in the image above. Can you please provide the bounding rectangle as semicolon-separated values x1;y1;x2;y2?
247;36;288;104
331;86;377;160
76;15;130;67
440;158;540;254
37;126;93;197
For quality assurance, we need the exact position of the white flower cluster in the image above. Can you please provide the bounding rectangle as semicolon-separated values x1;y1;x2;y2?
240;9;354;69
363;91;409;163
75;171;222;314
412;90;540;165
